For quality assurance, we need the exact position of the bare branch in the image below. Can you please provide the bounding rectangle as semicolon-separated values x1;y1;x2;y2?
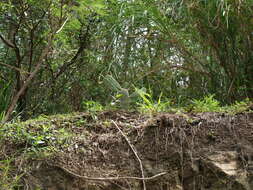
55;164;166;181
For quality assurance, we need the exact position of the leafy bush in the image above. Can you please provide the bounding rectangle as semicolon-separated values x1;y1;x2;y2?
137;90;171;114
191;95;252;114
82;100;103;112
192;95;221;112
224;98;252;114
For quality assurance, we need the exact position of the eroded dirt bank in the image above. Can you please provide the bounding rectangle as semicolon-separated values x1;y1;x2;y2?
1;111;253;190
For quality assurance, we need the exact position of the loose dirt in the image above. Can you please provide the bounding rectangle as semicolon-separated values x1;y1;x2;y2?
1;111;253;190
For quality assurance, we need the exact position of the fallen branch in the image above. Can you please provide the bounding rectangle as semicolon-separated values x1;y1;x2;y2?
111;120;146;190
56;164;166;181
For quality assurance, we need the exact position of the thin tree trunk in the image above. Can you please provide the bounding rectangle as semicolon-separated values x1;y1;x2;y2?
4;45;51;122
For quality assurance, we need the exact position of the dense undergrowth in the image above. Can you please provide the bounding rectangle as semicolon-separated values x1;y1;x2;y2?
83;94;252;115
0;114;82;189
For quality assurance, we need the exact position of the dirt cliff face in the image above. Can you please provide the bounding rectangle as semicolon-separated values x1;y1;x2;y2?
1;111;253;190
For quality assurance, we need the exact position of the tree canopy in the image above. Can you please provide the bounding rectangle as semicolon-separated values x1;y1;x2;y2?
0;0;252;121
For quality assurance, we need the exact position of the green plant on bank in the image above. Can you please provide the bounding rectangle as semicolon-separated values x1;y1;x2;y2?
192;95;221;112
82;100;103;112
104;75;146;109
0;121;71;157
82;100;104;120
0;115;74;189
137;89;171;114
191;95;252;114
0;159;23;190
224;98;252;114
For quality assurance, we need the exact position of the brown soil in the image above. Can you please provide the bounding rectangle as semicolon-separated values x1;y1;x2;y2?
1;111;253;190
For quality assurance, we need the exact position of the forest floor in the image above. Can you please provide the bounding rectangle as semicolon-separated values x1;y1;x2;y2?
1;110;253;189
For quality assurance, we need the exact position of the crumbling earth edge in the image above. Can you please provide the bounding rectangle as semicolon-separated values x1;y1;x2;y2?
1;111;253;190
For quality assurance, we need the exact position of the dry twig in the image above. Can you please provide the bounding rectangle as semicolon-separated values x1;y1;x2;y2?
111;120;146;190
56;164;166;181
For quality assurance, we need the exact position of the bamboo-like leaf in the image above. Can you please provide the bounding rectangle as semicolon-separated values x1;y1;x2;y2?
103;75;122;92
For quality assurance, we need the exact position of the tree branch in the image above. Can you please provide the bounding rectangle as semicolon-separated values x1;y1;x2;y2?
0;33;15;48
0;62;30;74
4;44;52;122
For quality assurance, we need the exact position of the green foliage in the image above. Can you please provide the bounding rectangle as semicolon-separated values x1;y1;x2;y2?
0;81;11;122
104;75;147;109
0;0;252;117
82;100;103;112
0;159;22;190
0;120;71;156
0;2;13;12
183;0;253;100
192;95;221;113
75;0;107;16
0;114;81;189
137;90;171;114
104;75;122;92
0;112;5;123
191;96;252;114
224;98;252;115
